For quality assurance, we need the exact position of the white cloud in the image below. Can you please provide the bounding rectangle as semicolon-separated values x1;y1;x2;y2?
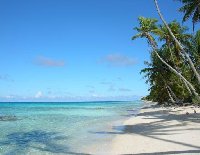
36;56;65;67
5;95;14;99
35;91;43;98
100;53;137;67
119;88;132;92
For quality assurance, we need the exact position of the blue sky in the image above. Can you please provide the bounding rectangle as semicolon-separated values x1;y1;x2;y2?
0;0;197;101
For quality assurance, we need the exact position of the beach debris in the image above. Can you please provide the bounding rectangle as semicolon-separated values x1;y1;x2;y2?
186;112;189;115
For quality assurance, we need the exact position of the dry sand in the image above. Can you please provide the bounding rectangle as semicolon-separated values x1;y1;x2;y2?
109;103;200;155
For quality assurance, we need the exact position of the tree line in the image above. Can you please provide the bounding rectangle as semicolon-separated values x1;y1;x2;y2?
133;0;200;104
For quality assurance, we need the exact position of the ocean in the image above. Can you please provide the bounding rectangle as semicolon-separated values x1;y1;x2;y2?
0;101;143;155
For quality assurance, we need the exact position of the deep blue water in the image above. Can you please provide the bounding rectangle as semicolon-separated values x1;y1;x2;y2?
0;101;143;154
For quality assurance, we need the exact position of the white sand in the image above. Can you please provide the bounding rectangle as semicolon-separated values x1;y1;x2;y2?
109;104;200;155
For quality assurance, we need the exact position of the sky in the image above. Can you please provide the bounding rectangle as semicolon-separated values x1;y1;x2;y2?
0;0;198;102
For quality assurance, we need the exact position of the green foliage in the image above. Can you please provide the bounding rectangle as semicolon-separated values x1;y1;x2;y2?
177;0;200;30
133;16;200;104
132;17;159;46
192;95;200;104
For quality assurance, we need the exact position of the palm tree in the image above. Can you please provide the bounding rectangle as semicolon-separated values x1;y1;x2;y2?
154;0;200;87
132;17;159;43
157;21;191;65
177;0;200;30
191;30;200;65
189;30;200;92
133;17;200;100
141;53;186;103
156;22;193;94
141;59;173;103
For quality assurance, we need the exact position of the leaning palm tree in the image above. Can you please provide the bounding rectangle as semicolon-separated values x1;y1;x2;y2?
154;0;200;86
191;30;200;65
157;21;191;65
142;58;179;103
177;0;200;30
156;22;193;94
132;17;200;100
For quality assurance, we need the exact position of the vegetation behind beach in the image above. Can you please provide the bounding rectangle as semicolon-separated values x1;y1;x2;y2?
134;0;200;104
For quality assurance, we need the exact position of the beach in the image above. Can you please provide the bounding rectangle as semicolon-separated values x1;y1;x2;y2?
1;0;200;155
109;103;200;155
1;102;200;155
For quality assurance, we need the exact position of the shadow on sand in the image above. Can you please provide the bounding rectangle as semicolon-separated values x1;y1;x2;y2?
90;106;200;155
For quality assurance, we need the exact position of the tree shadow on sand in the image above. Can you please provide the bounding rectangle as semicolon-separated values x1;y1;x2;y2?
0;130;91;155
90;107;200;155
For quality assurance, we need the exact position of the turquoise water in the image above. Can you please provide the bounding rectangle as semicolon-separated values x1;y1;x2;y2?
0;101;143;155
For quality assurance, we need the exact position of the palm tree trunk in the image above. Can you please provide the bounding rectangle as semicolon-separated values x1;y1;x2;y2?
166;86;175;103
167;85;178;102
145;33;200;101
154;49;200;100
182;79;192;95
168;45;193;95
161;74;180;102
154;0;200;85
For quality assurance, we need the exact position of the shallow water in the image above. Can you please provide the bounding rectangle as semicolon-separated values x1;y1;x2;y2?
0;101;143;154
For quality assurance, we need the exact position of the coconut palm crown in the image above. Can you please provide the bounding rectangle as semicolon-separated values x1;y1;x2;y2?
132;17;160;47
177;0;200;30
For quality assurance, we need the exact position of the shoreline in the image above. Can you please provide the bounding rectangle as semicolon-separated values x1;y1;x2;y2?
108;102;200;154
81;102;145;155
